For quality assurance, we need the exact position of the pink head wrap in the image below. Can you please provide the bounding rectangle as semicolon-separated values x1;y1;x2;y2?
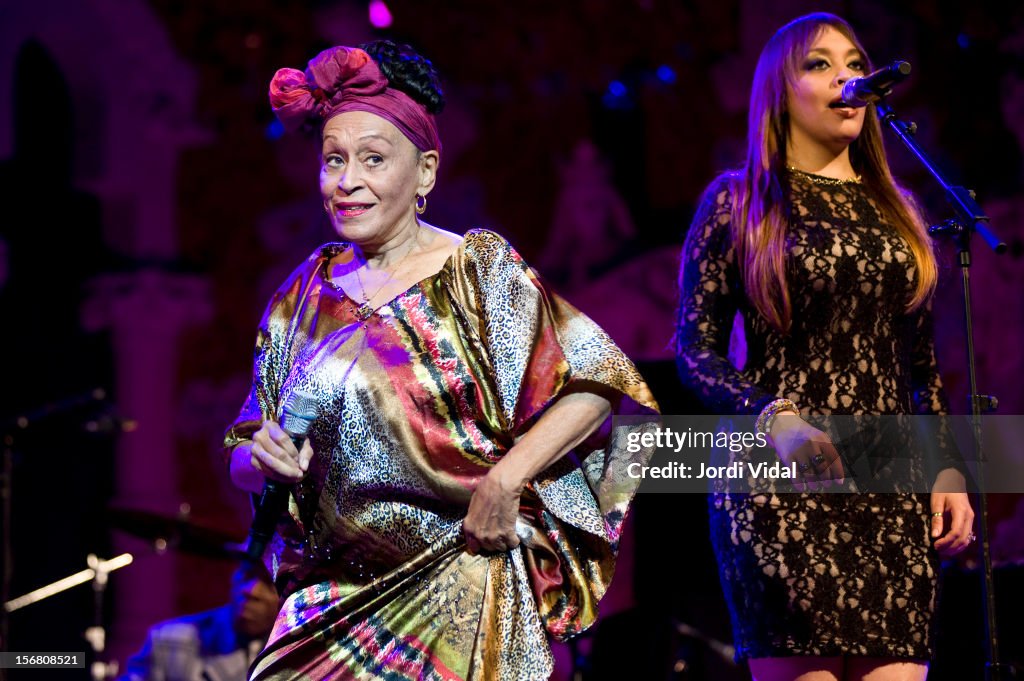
269;46;441;155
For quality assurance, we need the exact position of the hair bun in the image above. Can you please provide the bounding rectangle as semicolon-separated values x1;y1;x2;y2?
359;40;445;114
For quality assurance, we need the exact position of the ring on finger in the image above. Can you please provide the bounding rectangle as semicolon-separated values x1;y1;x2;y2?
968;532;977;543
797;462;811;473
811;453;826;467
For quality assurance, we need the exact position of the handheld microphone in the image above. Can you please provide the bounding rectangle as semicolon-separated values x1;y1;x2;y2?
840;60;912;108
245;389;318;562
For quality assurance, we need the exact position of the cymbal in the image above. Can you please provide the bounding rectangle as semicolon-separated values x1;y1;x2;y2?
107;506;247;560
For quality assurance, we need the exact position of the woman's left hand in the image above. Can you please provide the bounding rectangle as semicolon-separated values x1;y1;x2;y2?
461;390;611;555
463;467;525;555
930;468;975;557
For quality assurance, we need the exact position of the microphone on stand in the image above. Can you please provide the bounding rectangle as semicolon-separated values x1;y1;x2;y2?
245;389;318;563
840;60;912;107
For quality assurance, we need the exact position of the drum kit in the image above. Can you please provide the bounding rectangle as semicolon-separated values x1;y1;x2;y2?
3;503;245;681
0;389;249;680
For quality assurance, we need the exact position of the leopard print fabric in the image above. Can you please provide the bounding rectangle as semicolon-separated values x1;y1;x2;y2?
229;229;658;680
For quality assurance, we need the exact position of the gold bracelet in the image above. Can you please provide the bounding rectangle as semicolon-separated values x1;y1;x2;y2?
763;408;796;436
756;398;798;435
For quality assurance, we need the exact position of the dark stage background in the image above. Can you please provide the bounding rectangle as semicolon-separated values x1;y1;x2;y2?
1;1;1022;679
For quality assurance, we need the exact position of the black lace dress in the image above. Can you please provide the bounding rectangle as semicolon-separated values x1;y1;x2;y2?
675;169;949;660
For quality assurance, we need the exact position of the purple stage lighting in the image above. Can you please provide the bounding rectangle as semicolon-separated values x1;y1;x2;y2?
369;0;393;29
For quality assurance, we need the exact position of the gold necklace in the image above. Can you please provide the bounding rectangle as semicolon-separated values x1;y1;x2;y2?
353;232;420;321
786;166;862;186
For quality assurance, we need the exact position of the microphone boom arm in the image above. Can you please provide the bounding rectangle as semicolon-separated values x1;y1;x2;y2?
874;100;1005;254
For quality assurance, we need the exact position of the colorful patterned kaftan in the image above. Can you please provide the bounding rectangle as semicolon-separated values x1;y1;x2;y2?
225;229;658;680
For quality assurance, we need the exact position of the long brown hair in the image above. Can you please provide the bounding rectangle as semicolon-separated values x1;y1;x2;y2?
734;12;936;332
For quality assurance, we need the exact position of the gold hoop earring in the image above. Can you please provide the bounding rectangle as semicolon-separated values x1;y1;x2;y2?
415;194;427;215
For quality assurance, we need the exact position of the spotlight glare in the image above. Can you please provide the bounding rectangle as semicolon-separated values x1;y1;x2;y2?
369;0;393;29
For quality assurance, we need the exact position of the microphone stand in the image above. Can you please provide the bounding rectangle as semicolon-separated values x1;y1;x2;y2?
874;98;1014;680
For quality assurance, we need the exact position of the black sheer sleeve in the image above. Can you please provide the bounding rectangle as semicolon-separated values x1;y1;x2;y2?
675;176;776;416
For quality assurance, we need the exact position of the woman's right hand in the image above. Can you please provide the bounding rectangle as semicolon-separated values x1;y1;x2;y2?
768;412;844;489
230;420;314;493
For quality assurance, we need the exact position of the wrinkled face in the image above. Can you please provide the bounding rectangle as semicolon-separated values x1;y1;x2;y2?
319;111;436;248
230;570;278;639
786;26;867;156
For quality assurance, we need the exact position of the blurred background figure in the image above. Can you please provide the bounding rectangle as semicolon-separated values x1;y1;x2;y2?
537;138;637;291
120;561;278;681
